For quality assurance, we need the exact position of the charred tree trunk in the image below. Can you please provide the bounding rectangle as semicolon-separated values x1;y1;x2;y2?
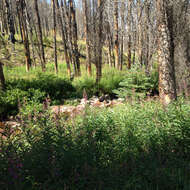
145;1;150;75
157;0;177;105
52;0;58;74
120;1;125;71
82;0;92;76
96;0;104;84
69;0;81;76
114;0;119;69
137;0;143;66
17;0;31;72
4;0;16;44
127;0;132;70
34;0;46;72
0;61;5;90
55;0;71;77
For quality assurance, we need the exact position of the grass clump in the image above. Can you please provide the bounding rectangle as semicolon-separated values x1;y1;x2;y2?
0;99;190;189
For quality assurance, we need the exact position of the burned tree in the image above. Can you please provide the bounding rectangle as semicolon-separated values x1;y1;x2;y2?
157;0;177;105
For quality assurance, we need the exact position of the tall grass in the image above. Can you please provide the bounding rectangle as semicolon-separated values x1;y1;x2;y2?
0;99;190;189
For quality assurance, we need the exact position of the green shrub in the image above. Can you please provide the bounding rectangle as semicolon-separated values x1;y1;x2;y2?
6;73;75;103
113;69;159;99
73;76;96;98
99;68;125;95
0;88;45;118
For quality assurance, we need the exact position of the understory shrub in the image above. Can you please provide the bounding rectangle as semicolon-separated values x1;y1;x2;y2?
113;68;159;99
0;73;75;118
0;99;190;189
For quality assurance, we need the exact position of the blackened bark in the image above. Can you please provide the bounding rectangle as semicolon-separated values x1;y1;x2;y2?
52;0;58;74
157;0;177;105
55;0;71;77
34;0;46;72
0;61;5;90
82;0;92;76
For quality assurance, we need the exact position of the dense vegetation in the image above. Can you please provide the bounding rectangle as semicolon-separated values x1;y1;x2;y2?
1;99;190;189
0;0;190;189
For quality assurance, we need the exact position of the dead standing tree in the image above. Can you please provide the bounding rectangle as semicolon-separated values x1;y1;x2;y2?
69;0;81;77
4;0;16;43
114;0;119;69
52;0;58;74
82;0;92;76
55;0;71;77
16;0;31;72
0;34;9;90
33;0;46;72
157;0;177;105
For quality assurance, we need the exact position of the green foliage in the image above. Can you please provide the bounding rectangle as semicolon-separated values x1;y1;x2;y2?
99;68;125;94
0;100;190;189
73;76;96;98
0;73;75;118
113;69;159;99
7;73;75;103
0;88;45;118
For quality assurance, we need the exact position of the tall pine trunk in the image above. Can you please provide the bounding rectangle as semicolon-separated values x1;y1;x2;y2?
52;0;58;74
82;0;92;76
96;0;103;84
127;0;132;70
34;0;46;72
56;0;71;77
0;61;5;90
157;0;177;105
70;0;81;76
17;0;31;72
114;0;119;69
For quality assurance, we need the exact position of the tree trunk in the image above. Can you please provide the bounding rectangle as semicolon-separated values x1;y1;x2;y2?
17;0;31;72
137;0;143;66
96;0;104;84
33;0;46;72
69;0;81;76
0;61;5;91
145;1;150;75
127;0;132;70
157;0;177;105
52;0;58;74
55;0;71;77
4;0;16;44
114;0;119;69
82;0;92;76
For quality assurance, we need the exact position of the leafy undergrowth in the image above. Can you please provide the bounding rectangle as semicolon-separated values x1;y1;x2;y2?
1;65;125;119
0;99;190;189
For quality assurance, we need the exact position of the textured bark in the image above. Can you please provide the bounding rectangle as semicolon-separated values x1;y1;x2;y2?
52;0;58;74
0;61;5;90
16;3;23;43
4;0;16;43
96;0;104;84
25;5;36;67
69;0;81;76
120;1;125;71
144;1;150;75
114;0;119;69
55;0;71;77
127;0;132;70
157;0;177;105
106;24;114;68
17;0;31;72
82;0;92;76
34;0;46;72
137;0;143;66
